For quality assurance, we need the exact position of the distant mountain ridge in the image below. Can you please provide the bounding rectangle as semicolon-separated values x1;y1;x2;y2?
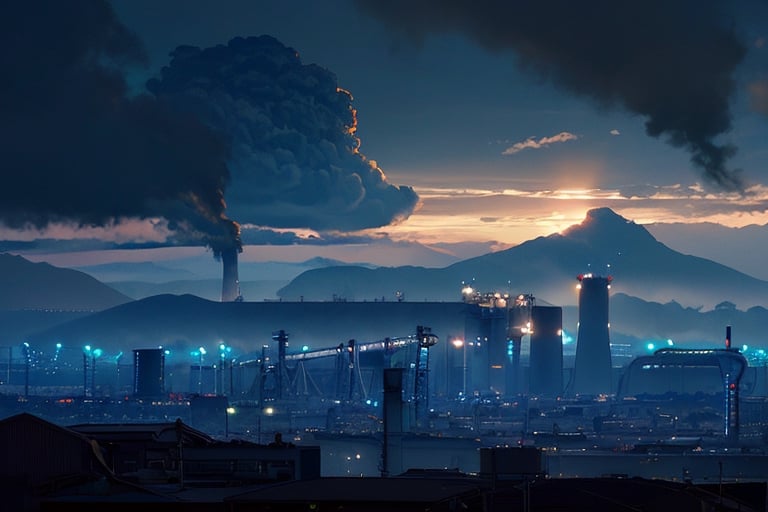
0;253;132;311
278;208;768;309
25;290;768;355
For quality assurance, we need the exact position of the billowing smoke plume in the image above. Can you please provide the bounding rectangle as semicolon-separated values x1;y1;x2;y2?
356;0;749;191
147;36;419;231
0;1;240;255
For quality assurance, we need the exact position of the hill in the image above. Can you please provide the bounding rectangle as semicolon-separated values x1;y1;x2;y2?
0;253;132;311
277;208;768;309
24;292;766;360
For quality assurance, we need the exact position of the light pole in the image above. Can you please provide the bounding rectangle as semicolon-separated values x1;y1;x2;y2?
23;342;30;399
115;352;123;395
259;406;275;444
83;345;90;397
198;347;206;395
452;338;466;397
218;343;232;396
225;406;236;437
82;345;102;397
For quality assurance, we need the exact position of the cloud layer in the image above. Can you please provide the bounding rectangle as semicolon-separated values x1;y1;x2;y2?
147;36;419;231
356;0;750;191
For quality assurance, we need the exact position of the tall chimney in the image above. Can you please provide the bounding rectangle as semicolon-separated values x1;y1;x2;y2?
221;247;240;302
572;274;613;396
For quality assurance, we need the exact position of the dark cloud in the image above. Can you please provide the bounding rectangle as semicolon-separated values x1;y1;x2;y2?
0;240;173;254
146;36;419;231
355;0;750;191
0;1;239;254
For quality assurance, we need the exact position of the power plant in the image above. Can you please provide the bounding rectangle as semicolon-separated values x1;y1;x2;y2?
4;278;768;488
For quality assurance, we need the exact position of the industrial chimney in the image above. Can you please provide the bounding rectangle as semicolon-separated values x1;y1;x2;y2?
221;247;241;302
572;273;613;396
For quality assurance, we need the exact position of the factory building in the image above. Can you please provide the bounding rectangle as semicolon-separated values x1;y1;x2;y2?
618;347;747;442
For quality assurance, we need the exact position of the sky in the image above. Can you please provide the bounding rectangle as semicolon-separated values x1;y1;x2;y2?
3;0;768;281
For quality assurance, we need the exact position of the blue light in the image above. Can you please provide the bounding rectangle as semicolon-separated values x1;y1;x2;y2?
302;345;310;352
55;343;62;349
646;342;655;351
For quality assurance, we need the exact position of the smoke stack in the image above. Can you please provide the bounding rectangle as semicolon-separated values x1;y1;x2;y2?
221;247;240;302
572;274;613;396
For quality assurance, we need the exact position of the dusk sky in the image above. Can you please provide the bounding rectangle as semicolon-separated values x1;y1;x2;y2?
4;1;768;281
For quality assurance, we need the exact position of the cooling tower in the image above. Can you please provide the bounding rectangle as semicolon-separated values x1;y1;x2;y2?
221;247;240;302
572;274;613;396
528;305;563;397
133;348;165;397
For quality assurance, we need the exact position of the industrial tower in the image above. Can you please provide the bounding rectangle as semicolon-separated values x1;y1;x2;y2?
528;305;563;397
572;273;613;396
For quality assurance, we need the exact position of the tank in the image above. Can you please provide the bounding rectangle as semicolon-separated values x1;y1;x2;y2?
133;348;165;397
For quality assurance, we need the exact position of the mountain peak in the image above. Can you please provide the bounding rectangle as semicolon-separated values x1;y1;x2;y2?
562;207;656;245
584;207;629;225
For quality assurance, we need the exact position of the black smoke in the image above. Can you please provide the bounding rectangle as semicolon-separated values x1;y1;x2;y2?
0;1;240;255
147;36;419;231
356;0;750;191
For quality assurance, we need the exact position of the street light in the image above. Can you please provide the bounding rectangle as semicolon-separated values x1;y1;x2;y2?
258;406;275;444
82;345;102;397
198;347;206;394
452;338;467;397
225;406;236;438
83;345;91;397
218;343;232;396
23;342;30;399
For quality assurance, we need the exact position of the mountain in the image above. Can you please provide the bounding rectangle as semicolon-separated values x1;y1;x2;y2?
278;208;768;309
25;290;767;358
87;257;378;301
108;278;289;302
647;221;768;281
73;261;197;283
0;253;132;311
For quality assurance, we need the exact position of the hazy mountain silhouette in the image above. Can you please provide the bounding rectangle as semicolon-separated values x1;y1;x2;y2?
26;295;472;356
98;257;378;301
74;261;197;283
278;208;768;309
25;289;768;359
0;253;132;311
